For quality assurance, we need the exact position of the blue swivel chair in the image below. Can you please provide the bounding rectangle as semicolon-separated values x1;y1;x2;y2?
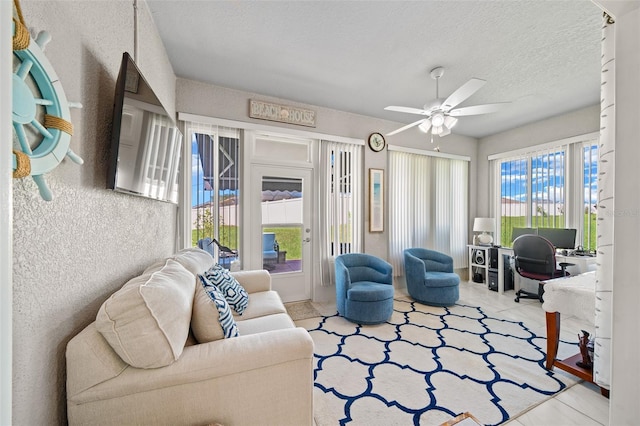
262;232;278;268
403;248;460;307
335;253;394;324
197;237;214;256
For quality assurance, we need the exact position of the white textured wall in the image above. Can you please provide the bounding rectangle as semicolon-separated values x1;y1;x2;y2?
12;1;176;424
609;5;640;423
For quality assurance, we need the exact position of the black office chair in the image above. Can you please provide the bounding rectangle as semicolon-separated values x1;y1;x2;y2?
512;234;572;303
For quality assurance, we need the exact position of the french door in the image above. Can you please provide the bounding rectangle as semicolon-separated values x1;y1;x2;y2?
251;165;313;302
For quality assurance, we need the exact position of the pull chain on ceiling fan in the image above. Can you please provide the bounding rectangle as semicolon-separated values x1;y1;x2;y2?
385;66;510;140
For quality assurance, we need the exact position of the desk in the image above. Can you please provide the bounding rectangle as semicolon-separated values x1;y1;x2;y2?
541;272;609;397
496;247;597;294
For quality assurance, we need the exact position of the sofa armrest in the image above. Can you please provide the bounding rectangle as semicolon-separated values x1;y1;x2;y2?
231;269;271;293
68;327;314;425
69;327;313;404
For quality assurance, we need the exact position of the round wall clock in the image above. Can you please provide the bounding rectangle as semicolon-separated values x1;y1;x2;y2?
368;132;386;152
12;4;82;201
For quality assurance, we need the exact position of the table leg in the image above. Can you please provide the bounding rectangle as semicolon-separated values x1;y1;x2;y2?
545;311;560;370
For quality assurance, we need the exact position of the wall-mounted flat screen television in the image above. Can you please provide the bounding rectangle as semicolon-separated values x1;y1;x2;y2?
107;52;182;203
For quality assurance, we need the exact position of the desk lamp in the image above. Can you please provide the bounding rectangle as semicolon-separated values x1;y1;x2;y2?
473;218;495;245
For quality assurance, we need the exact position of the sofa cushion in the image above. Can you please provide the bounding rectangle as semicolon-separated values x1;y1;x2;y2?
235;313;295;335
203;264;249;315
192;275;239;342
95;259;195;368
233;290;286;320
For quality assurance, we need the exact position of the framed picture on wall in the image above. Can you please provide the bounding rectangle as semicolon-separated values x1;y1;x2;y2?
369;168;384;232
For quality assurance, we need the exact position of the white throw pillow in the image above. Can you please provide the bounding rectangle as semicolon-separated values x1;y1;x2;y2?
95;259;195;368
171;247;216;276
143;247;215;277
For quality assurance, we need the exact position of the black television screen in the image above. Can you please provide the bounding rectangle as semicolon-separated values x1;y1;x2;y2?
538;228;577;250
107;52;182;203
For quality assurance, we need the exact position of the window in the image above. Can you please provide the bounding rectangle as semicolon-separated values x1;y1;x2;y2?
494;136;598;250
190;125;241;267
582;142;598;250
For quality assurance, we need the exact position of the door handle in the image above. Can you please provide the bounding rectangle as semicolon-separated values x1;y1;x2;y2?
303;237;311;243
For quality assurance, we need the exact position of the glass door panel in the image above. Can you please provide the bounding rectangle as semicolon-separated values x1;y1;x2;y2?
262;176;303;274
253;166;312;302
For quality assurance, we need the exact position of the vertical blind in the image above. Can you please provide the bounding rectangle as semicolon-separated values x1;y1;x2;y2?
389;150;468;275
319;140;363;286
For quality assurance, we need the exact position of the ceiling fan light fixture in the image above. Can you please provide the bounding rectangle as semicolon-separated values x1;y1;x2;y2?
384;66;511;139
431;112;445;127
418;119;432;133
444;116;458;129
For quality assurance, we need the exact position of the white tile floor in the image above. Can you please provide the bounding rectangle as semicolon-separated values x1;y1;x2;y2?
309;278;610;425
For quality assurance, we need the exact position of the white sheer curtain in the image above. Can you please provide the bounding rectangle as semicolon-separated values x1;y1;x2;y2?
319;140;363;286
389;150;468;276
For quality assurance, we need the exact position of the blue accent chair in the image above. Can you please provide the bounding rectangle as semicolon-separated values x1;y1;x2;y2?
403;248;460;307
263;233;278;266
197;237;214;256
335;253;394;324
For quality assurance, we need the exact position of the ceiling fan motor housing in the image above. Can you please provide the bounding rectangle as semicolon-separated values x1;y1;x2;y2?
424;99;444;111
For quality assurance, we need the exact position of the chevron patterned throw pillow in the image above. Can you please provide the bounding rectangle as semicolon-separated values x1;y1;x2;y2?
203;264;249;315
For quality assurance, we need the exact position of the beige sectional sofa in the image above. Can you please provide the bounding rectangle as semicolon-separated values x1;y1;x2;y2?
66;248;314;425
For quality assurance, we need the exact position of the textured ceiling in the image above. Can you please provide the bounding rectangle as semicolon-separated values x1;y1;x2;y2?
147;0;603;138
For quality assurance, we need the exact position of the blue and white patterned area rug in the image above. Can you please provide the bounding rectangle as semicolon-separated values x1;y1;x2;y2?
297;299;578;426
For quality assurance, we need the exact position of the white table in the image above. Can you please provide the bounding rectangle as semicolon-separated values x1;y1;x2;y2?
541;271;608;397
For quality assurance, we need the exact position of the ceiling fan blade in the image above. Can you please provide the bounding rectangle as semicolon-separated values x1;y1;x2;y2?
386;119;426;136
441;78;486;111
449;102;510;116
384;106;429;116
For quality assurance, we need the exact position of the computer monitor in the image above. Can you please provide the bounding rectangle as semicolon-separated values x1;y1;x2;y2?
511;227;537;243
537;228;577;250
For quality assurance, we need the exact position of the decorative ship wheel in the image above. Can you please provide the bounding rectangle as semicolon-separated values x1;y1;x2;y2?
12;1;82;201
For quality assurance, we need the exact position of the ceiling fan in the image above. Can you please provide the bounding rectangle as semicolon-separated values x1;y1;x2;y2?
385;66;510;138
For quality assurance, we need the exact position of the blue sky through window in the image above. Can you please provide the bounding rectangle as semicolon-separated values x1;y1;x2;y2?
500;145;598;207
191;135;238;207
